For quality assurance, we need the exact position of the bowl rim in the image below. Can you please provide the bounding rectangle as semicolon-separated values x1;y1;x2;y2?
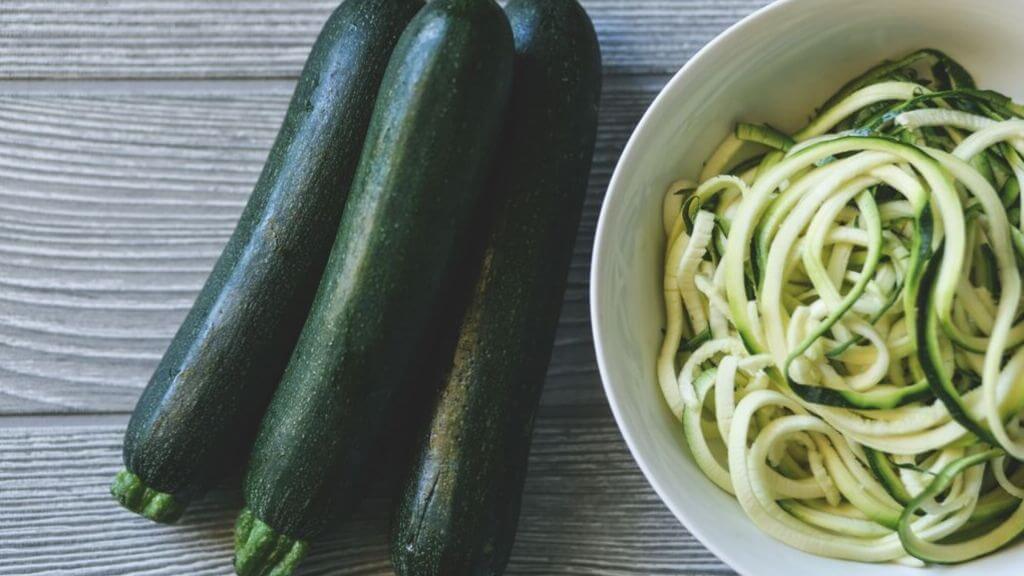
590;0;810;573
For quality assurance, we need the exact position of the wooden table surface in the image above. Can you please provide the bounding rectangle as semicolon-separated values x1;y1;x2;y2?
0;1;771;574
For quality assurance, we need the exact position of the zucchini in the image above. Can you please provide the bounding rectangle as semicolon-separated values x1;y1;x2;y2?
233;1;514;574
111;0;421;523
736;122;795;151
864;447;913;505
390;1;601;573
659;50;1024;564
915;244;994;444
897;449;1024;564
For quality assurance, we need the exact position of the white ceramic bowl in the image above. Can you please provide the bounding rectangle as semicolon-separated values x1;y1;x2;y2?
591;0;1024;574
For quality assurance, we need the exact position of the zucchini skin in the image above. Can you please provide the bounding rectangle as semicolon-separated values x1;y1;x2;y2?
236;0;514;568
390;1;601;574
114;0;423;522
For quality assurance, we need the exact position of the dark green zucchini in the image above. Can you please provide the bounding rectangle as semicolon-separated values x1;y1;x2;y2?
390;1;601;574
111;0;423;524
233;0;514;574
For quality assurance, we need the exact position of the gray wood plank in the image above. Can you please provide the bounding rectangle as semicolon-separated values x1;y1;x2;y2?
0;0;770;79
0;418;735;575
0;74;660;415
0;2;772;574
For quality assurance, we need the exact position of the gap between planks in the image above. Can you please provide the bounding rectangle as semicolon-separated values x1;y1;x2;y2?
0;413;130;428
0;404;616;428
0;72;666;95
0;78;296;95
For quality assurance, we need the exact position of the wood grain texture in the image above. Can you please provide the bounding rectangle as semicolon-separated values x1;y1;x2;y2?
0;1;773;573
0;91;281;413
0;0;771;79
0;420;735;575
0;74;660;415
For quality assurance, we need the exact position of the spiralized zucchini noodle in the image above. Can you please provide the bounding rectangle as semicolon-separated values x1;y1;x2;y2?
659;49;1024;564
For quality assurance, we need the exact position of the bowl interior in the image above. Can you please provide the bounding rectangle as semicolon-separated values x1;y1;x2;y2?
592;0;1024;574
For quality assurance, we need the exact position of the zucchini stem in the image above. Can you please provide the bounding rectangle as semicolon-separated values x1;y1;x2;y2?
234;508;309;576
109;469;187;524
